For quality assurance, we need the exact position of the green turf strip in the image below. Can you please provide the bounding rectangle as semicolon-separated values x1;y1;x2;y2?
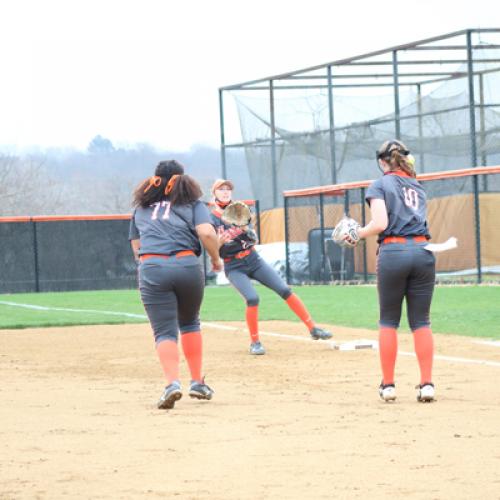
0;286;499;339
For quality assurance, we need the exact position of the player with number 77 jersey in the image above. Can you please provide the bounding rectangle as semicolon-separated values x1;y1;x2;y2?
128;160;222;411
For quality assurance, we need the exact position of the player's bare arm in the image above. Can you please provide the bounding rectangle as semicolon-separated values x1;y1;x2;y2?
196;223;223;272
358;198;389;239
130;239;141;263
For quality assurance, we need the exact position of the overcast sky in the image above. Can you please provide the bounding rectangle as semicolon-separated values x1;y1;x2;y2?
0;0;497;152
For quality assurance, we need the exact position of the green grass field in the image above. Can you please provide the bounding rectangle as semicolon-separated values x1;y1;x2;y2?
1;285;499;339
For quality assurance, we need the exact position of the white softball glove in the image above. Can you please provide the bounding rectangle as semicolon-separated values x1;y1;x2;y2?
332;215;361;248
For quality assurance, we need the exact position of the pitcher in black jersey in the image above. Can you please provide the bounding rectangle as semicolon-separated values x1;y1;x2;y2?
210;179;332;355
356;141;436;403
129;160;222;410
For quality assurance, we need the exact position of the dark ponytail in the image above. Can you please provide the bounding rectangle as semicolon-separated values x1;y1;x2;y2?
168;175;203;205
132;160;202;208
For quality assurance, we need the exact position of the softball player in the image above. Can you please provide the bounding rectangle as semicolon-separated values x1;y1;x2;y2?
357;140;436;403
129;160;222;410
211;179;332;355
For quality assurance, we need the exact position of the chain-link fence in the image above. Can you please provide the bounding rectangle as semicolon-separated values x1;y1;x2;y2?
220;30;500;211
284;167;500;284
0;201;261;294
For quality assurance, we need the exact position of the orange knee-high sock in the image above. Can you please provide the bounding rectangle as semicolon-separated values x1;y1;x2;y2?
181;332;203;383
246;305;259;343
413;326;434;384
379;327;398;385
285;293;315;331
156;340;179;384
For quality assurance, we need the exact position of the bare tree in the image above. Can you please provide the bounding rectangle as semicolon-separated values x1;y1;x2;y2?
0;155;65;216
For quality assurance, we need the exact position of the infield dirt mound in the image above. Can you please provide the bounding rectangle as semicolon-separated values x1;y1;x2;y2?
1;321;499;499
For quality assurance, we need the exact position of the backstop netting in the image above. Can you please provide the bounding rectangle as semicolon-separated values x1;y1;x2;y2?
284;167;500;284
220;30;500;211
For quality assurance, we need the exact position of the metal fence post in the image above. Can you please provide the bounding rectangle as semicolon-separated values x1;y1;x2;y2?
361;188;368;283
218;88;227;179
327;65;337;184
319;193;327;283
466;30;482;283
417;83;425;173
284;196;291;284
393;50;401;139
478;73;489;191
270;80;278;208
255;199;261;243
473;175;482;283
32;220;40;292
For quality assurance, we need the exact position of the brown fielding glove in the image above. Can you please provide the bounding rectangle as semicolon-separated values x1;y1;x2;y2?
221;201;252;227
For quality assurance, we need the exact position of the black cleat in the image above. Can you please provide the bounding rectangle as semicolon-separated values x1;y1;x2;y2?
310;327;333;340
189;378;214;400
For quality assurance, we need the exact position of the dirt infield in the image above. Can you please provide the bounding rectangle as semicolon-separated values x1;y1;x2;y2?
1;321;500;500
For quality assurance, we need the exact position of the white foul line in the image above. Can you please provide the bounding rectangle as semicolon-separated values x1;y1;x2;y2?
0;300;148;319
203;322;500;367
1;301;500;368
397;350;500;368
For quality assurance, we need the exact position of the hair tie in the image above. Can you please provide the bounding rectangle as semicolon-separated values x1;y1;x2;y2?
165;174;180;195
144;176;162;193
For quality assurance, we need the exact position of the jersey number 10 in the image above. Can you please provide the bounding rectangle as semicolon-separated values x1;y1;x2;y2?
402;187;419;210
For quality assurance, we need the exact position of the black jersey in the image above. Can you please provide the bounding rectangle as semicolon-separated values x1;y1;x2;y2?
210;208;257;258
365;172;430;243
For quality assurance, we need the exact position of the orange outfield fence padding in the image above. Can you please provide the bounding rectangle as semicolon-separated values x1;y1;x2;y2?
283;166;500;198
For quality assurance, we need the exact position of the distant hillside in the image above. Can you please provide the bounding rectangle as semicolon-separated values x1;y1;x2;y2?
0;142;252;216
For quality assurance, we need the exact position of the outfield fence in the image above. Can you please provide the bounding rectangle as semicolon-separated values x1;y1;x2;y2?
284;166;500;284
0;201;261;293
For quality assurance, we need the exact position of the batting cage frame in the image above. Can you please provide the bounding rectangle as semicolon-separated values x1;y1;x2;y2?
0;201;261;294
219;28;500;211
283;166;500;285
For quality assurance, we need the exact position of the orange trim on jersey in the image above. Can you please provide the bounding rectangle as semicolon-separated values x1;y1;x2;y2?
382;235;428;245
140;250;195;262
223;248;253;263
385;170;412;178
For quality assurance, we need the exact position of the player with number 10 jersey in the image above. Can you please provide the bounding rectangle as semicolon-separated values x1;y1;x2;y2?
357;140;436;403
